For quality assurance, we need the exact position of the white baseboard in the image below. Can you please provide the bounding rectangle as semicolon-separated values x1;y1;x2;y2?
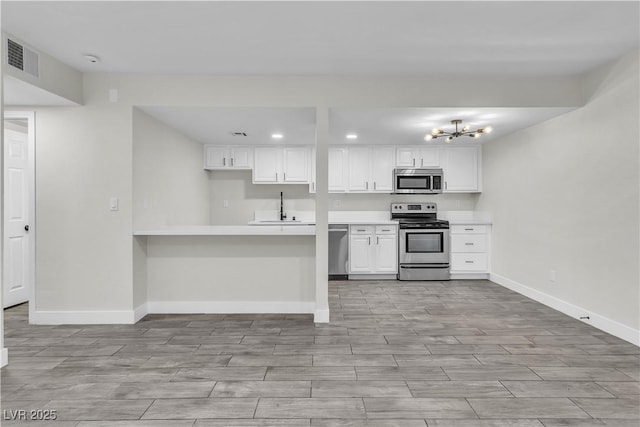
490;273;640;346
451;273;490;280
31;310;137;325
314;308;330;323
134;303;148;322
146;300;315;314
1;348;8;368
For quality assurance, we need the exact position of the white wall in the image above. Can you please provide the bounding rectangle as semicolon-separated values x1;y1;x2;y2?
475;50;639;342
34;105;134;314
146;235;315;309
209;171;314;224
133;108;210;228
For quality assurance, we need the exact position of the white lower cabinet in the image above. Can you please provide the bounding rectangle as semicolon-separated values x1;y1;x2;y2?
349;224;397;275
450;224;490;278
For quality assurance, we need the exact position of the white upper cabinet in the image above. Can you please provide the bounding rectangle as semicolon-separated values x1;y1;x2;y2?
395;146;440;168
370;146;395;191
282;147;309;182
347;146;395;192
328;147;348;192
253;146;310;184
347;147;370;191
204;145;253;170
441;146;481;192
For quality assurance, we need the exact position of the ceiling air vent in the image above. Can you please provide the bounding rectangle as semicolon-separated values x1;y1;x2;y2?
6;38;39;78
231;132;248;137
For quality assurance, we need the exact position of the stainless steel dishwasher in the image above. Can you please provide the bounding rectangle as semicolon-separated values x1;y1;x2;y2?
328;224;349;280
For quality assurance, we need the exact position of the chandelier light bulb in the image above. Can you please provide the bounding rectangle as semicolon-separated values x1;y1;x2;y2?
445;136;453;143
431;128;440;135
424;134;433;141
484;126;493;134
462;125;470;132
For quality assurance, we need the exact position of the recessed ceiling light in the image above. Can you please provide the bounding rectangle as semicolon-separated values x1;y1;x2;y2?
346;133;358;140
271;133;284;139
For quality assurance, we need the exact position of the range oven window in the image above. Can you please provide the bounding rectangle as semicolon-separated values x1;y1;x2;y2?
405;232;443;253
396;175;431;190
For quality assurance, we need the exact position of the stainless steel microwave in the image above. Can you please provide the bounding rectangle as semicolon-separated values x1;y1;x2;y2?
393;168;443;194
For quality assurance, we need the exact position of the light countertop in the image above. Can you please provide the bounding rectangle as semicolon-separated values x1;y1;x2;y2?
134;225;316;236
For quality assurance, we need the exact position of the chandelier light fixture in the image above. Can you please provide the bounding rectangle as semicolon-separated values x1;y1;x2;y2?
425;119;492;142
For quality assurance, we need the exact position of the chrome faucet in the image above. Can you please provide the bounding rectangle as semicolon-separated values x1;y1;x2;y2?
280;191;287;221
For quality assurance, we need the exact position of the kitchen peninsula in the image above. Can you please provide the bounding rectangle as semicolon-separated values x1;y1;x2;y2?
132;225;316;319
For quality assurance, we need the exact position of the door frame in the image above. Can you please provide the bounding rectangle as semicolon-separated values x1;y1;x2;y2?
3;111;36;319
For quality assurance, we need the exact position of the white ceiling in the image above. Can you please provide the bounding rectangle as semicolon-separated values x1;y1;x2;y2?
2;1;638;143
141;106;575;146
2;1;638;76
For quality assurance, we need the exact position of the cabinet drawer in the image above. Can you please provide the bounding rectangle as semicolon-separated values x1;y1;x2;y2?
375;225;397;235
451;253;488;271
451;225;488;234
451;234;487;252
350;225;374;235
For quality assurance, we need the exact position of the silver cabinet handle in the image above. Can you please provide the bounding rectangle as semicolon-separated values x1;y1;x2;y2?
381;229;390;232
445;182;448;190
223;158;226;166
276;172;278;181
368;237;371;245
357;229;366;232
412;158;416;167
373;182;376;190
284;172;286;181
465;243;474;246
231;157;234;166
465;260;474;264
312;182;315;191
421;158;424;167
465;228;474;231
376;236;379;244
366;182;369;190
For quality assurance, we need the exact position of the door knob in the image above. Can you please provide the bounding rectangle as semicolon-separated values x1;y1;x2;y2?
24;225;29;232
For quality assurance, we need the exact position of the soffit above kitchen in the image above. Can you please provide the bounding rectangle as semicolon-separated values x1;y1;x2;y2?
139;106;574;146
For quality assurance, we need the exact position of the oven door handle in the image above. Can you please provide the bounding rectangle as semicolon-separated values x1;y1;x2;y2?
400;264;450;268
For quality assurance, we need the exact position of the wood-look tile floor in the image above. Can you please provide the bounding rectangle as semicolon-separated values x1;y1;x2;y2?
1;279;639;426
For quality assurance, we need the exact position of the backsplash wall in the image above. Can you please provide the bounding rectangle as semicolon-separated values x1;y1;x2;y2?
209;171;315;224
209;171;476;224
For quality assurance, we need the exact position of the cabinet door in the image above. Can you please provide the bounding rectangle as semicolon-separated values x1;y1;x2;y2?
348;147;370;191
282;147;309;182
370;146;394;192
230;146;253;169
253;147;280;182
309;147;316;193
349;234;373;273
204;146;229;169
395;147;417;167
328;147;347;192
419;147;440;167
442;146;479;192
374;234;397;273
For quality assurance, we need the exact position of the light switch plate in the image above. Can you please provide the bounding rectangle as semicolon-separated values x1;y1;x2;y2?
110;197;119;211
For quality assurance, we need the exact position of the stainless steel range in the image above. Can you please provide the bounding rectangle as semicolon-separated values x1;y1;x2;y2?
391;202;450;281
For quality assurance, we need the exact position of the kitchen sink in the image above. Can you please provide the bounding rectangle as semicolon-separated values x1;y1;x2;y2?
251;220;312;225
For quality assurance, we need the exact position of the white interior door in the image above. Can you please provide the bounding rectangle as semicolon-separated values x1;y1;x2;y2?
3;125;31;308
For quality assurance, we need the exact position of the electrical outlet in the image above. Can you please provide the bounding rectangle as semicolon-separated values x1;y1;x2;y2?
334;199;342;208
110;197;119;211
549;269;556;283
223;200;229;208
